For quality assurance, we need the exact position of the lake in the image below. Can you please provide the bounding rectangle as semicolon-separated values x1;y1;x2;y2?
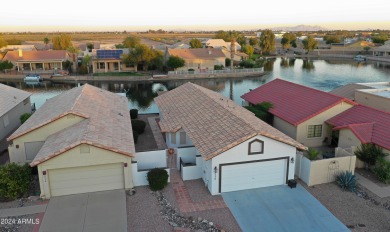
2;58;390;114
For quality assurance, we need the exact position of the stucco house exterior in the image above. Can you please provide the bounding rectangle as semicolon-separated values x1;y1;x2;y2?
155;83;305;195
0;84;32;152
91;49;136;73
241;79;356;147
7;84;135;198
327;105;390;163
167;48;226;71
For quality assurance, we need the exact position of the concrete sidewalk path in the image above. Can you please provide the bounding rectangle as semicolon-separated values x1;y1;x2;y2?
0;204;47;217
356;173;390;198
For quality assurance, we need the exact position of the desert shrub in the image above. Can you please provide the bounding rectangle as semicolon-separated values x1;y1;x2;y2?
20;113;32;124
188;68;195;72
337;171;357;192
354;143;387;166
306;148;320;160
214;65;224;70
0;163;31;200
131;119;146;134
130;109;138;119
132;130;139;144
147;168;169;191
373;158;390;184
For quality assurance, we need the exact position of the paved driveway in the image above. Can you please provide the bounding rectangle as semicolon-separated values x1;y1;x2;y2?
222;185;349;232
39;190;127;232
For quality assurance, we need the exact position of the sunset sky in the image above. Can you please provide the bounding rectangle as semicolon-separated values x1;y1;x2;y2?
1;0;389;31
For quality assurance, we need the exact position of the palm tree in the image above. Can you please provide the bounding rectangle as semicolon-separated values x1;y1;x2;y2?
43;37;50;49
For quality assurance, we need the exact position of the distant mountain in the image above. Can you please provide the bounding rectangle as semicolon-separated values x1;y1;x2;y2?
271;25;328;31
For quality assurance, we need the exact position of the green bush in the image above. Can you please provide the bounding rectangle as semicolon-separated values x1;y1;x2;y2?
373;158;390;184
188;68;195;72
132;130;139;144
131;119;146;134
354;143;388;166
20;113;32;124
130;109;138;119
214;65;224;70
0;163;32;200
337;171;357;192
147;168;169;191
306;148;320;160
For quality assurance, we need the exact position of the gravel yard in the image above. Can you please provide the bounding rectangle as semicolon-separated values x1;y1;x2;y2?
302;180;390;232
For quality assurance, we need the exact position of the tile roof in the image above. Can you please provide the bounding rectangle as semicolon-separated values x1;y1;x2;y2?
327;105;390;150
7;84;134;166
241;79;356;126
0;84;31;117
155;83;306;160
3;50;68;63
330;83;374;100
168;48;225;60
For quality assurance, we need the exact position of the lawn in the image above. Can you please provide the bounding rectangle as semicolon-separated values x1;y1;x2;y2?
93;72;146;77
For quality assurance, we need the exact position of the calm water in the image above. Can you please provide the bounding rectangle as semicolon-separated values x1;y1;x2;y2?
2;58;390;114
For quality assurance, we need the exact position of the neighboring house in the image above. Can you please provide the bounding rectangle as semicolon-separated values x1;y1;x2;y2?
155;82;305;195
331;82;390;113
7;84;135;198
372;42;390;57
0;84;31;152
0;45;36;52
241;79;356;147
2;50;70;72
326;105;390;162
203;39;241;52
92;49;135;73
167;48;225;71
221;48;249;62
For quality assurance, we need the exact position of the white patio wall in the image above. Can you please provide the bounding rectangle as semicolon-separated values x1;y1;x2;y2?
134;150;167;170
181;156;203;180
176;147;197;169
131;162;170;186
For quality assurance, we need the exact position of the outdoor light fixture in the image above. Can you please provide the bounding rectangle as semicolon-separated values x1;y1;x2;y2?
290;157;294;164
214;166;218;180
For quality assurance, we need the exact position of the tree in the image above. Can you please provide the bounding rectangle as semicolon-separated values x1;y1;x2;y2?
189;38;203;48
249;37;258;46
244;102;273;124
214;30;246;46
281;33;297;49
354;143;388;168
43;37;50;45
167;56;185;70
302;36;318;53
52;34;73;50
82;55;91;74
123;36;141;48
323;35;341;44
0;35;7;48
241;44;254;57
372;34;388;44
0;60;13;71
259;29;276;55
225;58;231;67
122;44;162;71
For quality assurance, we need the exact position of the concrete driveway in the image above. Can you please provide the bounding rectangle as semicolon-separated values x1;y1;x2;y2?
39;190;127;232
222;185;349;232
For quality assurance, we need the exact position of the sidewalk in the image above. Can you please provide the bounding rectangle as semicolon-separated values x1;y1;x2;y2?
356;173;390;198
0;204;47;217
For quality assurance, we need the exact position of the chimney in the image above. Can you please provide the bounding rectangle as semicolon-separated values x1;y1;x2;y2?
18;49;23;57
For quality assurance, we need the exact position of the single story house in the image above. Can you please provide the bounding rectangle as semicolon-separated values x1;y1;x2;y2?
241;79;356;147
155;82;305;195
331;82;390;113
221;48;249;62
7;84;135;198
203;39;241;52
327;105;390;163
91;49;135;73
0;84;31;152
167;48;226;71
2;50;70;72
372;42;390;57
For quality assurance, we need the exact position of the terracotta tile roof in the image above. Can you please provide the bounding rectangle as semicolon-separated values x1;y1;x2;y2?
330;83;374;100
0;84;31;117
168;48;225;60
155;83;306;160
241;79;356;126
3;50;68;63
7;84;134;166
327;105;390;150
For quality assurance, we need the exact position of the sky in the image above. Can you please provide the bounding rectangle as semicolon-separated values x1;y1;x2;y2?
0;0;389;32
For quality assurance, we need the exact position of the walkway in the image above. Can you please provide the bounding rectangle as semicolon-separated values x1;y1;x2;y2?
0;204;47;217
148;116;167;150
170;170;226;213
356;173;390;198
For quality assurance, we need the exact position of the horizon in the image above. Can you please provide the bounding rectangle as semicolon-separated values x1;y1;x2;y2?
1;0;389;32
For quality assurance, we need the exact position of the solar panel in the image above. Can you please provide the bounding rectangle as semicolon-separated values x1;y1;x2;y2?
96;50;123;59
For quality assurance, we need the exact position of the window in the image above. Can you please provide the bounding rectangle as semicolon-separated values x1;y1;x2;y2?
3;114;9;128
113;62;119;70
99;62;105;69
80;144;90;153
307;125;322;138
248;139;264;155
170;133;176;144
179;132;186;145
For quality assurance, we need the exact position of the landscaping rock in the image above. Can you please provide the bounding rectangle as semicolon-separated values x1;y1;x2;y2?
127;189;136;196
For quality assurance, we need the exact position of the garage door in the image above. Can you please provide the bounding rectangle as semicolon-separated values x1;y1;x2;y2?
220;158;288;193
49;163;124;197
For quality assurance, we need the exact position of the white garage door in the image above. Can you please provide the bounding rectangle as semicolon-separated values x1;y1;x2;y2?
49;163;124;197
220;158;288;193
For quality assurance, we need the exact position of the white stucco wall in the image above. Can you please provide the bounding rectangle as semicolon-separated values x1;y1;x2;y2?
134;150;167;170
165;129;193;148
209;135;297;195
0;99;31;143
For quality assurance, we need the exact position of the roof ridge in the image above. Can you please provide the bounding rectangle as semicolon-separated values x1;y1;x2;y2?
69;84;88;114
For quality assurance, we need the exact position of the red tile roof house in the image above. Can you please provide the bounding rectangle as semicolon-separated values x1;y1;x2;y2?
167;48;226;71
2;50;70;74
326;105;390;164
241;79;357;148
7;84;136;199
155;82;305;195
